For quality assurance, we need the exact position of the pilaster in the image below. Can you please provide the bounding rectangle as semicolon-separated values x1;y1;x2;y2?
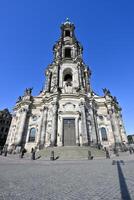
51;102;58;146
40;107;48;147
16;107;28;146
79;101;88;145
75;116;80;145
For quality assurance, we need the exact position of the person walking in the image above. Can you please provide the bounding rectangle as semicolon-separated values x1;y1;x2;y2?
106;149;110;159
31;148;36;160
20;148;26;158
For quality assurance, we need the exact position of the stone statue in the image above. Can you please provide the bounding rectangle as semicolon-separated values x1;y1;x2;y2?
51;75;57;92
24;88;33;96
103;88;111;96
66;81;72;87
17;96;22;102
113;96;118;104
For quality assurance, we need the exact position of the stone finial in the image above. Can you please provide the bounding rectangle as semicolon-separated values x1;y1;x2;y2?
103;88;111;96
24;87;33;96
17;96;22;102
113;96;118;104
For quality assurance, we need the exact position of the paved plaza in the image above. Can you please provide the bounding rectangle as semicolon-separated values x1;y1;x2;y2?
0;153;134;200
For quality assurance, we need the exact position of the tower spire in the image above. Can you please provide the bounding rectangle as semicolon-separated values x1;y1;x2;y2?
52;19;83;63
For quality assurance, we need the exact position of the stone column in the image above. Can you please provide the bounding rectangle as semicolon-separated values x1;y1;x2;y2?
79;118;82;146
116;114;124;144
36;108;45;147
88;122;92;143
16;108;28;146
44;75;48;91
112;111;122;143
45;71;51;92
39;107;48;147
45;130;51;147
80;69;84;88
78;65;83;90
57;114;63;146
51;102;57;146
85;70;90;92
118;114;127;143
75;116;80;145
72;46;75;59
91;100;100;145
109;108;120;146
79;102;88;145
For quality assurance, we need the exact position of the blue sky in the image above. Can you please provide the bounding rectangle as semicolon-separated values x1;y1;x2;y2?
0;0;134;134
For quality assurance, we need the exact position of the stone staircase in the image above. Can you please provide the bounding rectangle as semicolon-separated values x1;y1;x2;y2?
36;146;106;160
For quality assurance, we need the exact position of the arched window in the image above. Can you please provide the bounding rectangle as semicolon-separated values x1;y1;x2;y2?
65;48;71;58
64;74;72;82
29;128;36;142
99;115;104;120
101;127;108;141
63;69;72;86
65;30;70;37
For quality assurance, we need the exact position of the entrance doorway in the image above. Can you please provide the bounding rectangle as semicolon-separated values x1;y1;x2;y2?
63;118;76;146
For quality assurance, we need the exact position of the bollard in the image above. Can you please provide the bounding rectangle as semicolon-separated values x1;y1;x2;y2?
50;151;54;161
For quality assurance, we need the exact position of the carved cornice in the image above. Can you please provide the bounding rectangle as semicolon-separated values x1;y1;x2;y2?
58;110;79;115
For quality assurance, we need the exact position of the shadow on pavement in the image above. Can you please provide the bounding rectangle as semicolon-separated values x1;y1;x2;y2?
117;161;131;200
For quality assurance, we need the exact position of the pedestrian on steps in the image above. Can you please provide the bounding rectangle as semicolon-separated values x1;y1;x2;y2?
31;148;36;160
106;149;110;159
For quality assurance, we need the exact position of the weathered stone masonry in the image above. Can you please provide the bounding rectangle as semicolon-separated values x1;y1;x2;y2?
6;19;128;152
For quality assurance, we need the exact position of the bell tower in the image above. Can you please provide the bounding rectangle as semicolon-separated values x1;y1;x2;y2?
42;18;92;147
44;18;91;95
53;18;83;63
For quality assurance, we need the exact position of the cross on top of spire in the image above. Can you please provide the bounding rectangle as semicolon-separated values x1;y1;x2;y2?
64;17;71;25
66;17;70;22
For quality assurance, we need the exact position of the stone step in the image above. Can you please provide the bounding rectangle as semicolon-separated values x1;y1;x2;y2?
36;146;106;160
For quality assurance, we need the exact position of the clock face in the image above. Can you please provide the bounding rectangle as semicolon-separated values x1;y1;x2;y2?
99;115;104;120
32;115;37;121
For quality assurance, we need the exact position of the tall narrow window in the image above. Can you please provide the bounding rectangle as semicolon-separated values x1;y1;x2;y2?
101;127;108;141
1;127;4;132
29;128;36;142
65;48;71;58
65;30;70;37
5;128;8;133
63;68;73;86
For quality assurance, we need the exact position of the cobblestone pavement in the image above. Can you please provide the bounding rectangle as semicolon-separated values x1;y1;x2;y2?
0;153;134;200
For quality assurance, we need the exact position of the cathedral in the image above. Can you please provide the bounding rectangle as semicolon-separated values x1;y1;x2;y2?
6;19;128;152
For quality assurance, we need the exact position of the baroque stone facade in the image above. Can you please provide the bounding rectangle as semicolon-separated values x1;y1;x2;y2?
6;19;128;152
